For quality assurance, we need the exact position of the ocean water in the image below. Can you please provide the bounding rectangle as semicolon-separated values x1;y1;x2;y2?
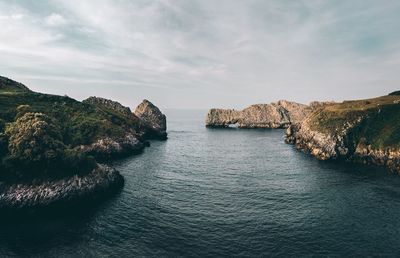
1;109;400;257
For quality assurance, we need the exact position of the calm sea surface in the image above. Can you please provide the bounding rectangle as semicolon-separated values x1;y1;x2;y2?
1;109;400;257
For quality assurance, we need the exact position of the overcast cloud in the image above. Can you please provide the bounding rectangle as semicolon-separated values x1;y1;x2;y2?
1;0;400;109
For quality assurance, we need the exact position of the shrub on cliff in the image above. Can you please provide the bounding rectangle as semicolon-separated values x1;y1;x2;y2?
2;112;98;180
4;113;66;177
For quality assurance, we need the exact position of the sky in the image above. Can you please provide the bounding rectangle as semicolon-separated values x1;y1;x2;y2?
1;0;400;110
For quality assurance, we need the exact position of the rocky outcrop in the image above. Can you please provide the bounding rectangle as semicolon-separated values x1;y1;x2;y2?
0;165;124;210
135;99;167;139
352;147;400;172
206;100;311;128
79;97;167;158
285;98;400;173
285;114;364;160
205;109;241;127
77;133;145;160
0;76;169;211
83;96;134;117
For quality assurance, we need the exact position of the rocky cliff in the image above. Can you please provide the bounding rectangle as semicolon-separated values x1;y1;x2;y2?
135;99;167;139
83;96;134;117
206;100;311;128
286;94;400;172
0;76;168;210
0;165;124;210
79;97;167;158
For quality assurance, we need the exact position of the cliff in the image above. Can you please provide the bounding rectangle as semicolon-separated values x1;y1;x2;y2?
206;100;311;128
83;96;134;117
286;93;400;172
0;165;123;210
135;99;167;139
0;76;167;209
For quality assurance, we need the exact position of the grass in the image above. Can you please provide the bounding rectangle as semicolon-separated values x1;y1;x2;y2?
309;94;400;149
0;88;140;147
0;76;145;180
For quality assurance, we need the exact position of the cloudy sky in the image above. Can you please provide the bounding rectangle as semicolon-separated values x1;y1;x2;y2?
1;0;400;109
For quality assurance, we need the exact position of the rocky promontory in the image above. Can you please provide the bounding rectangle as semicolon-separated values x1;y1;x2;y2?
0;76;167;210
206;100;312;128
286;94;400;172
135;99;167;139
80;97;167;159
0;165;124;210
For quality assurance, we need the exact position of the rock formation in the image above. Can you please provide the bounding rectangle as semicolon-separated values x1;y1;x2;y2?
135;99;167;139
79;97;168;158
286;94;400;173
0;76;169;210
0;165;124;210
83;96;134;117
77;133;145;160
206;100;311;128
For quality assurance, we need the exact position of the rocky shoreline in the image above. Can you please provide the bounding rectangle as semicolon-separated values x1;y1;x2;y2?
285;96;400;173
285;121;400;173
0;165;124;210
77;133;147;160
0;76;168;211
11;97;168;210
207;94;400;174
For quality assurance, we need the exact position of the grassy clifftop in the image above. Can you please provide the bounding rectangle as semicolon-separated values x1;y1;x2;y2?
307;94;400;150
0;76;31;93
0;76;143;181
0;78;141;147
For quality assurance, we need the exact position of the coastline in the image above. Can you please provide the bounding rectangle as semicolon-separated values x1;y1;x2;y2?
0;165;124;210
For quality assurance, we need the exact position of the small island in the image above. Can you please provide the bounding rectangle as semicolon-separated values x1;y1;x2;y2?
0;76;167;210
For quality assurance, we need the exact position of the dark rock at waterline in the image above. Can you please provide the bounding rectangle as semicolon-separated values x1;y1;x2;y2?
0;165;124;210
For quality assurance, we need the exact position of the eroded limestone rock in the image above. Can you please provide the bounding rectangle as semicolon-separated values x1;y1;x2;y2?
135;100;167;139
205;100;311;128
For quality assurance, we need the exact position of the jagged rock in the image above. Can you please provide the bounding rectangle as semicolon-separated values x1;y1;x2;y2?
83;96;134;117
135;100;167;139
77;133;144;160
205;109;241;127
0;76;170;211
285;114;360;160
206;100;311;128
0;165;124;210
285;96;400;173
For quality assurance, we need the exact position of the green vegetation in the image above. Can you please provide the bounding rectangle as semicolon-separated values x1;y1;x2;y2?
309;94;400;149
0;76;141;182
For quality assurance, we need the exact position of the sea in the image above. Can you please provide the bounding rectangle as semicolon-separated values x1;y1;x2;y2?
1;109;400;257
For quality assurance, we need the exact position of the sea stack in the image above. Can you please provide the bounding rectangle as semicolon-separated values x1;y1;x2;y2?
135;99;168;140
